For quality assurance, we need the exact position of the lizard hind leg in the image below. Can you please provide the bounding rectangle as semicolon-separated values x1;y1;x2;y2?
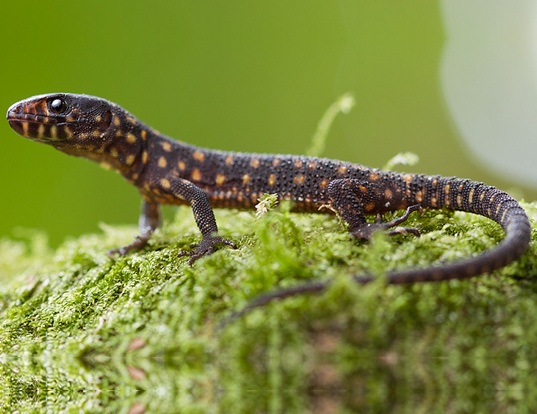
356;204;422;240
327;178;422;241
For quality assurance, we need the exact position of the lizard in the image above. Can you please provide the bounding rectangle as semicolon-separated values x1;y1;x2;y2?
6;93;532;319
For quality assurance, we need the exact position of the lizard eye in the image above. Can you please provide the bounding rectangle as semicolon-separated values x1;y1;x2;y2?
48;98;68;114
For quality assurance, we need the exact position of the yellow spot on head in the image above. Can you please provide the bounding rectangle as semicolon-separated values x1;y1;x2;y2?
215;173;226;185
191;168;202;182
178;161;186;171
95;114;102;123
37;124;45;139
126;115;137;125
50;125;58;139
161;141;172;152
141;129;147;141
158;156;167;168
113;116;121;127
193;150;206;162
142;151;149;164
126;133;137;144
63;125;73;139
242;173;251;184
160;178;171;189
110;147;119;158
92;129;101;138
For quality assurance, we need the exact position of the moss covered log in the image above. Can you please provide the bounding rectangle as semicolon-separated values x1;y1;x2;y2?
0;201;536;413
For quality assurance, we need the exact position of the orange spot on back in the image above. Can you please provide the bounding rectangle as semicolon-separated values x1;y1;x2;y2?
369;172;380;181
191;168;202;181
337;165;348;176
158;157;167;168
193;150;206;162
160;178;171;189
364;203;376;212
126;133;137;144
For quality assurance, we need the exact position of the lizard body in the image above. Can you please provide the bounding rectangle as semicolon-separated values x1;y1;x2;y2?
6;93;531;318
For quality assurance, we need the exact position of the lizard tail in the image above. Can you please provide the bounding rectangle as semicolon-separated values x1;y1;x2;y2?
221;179;531;326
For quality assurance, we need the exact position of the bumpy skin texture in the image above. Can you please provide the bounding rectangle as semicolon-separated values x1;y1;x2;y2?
6;93;532;318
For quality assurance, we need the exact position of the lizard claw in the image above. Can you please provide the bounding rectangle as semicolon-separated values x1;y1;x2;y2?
178;236;237;265
352;204;422;241
107;232;153;257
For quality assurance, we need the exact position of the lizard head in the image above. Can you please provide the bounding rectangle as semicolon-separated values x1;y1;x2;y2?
6;93;116;153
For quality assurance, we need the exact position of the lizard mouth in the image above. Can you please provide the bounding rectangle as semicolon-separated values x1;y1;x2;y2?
7;107;68;141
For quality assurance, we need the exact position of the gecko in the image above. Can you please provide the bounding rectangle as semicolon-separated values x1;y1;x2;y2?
6;93;532;318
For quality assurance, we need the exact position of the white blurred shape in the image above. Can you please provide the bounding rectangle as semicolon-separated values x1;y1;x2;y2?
440;0;537;188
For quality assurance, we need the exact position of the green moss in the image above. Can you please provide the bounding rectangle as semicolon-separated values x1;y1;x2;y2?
0;201;536;413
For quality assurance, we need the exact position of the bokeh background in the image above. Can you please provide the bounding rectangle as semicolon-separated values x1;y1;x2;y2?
1;0;535;247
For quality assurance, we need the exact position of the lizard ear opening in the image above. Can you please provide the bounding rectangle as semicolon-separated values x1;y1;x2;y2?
101;108;113;131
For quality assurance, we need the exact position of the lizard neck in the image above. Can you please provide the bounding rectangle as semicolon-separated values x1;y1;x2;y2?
79;106;160;183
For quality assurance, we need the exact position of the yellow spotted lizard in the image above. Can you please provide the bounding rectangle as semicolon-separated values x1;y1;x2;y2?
6;93;532;318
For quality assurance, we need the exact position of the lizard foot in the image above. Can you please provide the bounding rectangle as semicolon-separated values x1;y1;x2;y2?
352;204;422;241
107;232;152;257
178;236;237;265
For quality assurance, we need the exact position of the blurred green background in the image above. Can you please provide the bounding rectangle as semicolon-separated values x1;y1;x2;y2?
1;0;533;247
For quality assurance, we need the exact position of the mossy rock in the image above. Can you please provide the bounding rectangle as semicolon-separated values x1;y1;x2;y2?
1;201;536;413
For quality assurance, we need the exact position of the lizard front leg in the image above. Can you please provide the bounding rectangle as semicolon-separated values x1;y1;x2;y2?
108;199;162;256
162;176;237;264
327;179;421;240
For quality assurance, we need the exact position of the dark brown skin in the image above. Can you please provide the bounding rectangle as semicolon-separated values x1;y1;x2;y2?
6;93;532;321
